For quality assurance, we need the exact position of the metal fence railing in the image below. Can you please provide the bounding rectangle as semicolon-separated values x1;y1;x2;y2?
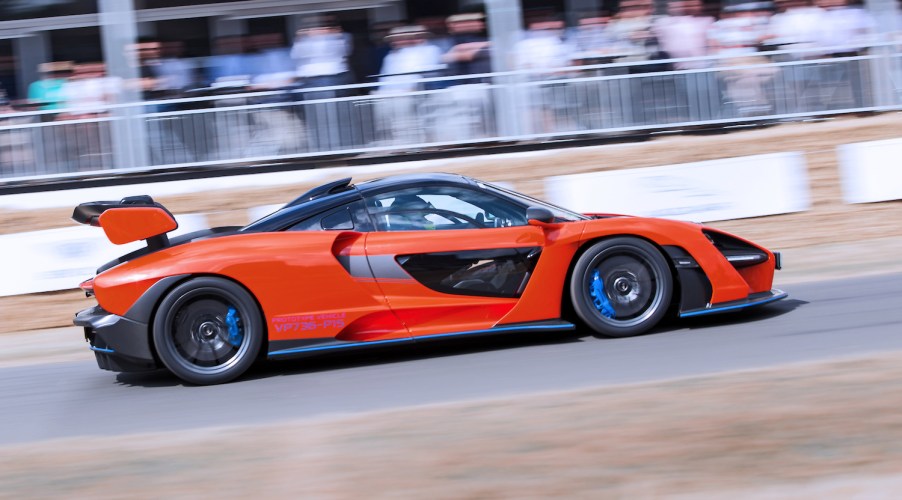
1;42;901;182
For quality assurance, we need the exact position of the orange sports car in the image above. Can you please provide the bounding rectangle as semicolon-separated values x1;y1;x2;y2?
73;173;785;385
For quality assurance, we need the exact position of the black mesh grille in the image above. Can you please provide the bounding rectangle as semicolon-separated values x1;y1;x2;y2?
703;230;768;268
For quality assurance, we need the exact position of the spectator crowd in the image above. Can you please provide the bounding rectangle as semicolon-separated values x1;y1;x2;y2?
1;0;897;176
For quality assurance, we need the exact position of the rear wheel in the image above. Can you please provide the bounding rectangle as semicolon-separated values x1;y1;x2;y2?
570;237;673;338
153;277;263;385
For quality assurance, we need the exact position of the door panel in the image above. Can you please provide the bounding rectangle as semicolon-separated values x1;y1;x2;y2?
365;227;546;336
265;232;409;356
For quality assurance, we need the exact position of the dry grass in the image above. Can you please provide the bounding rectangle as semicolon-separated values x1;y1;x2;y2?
3;353;902;498
0;289;83;333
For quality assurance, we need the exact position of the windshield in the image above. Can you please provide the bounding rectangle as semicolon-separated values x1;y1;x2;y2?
478;181;590;222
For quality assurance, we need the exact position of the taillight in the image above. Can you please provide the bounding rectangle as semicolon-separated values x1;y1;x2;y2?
80;278;95;298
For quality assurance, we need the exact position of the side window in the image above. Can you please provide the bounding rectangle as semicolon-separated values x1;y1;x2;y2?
397;247;542;298
321;209;354;230
364;186;527;231
288;200;373;232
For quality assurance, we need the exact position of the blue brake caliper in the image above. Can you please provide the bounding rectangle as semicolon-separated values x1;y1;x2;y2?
225;307;244;347
589;270;616;319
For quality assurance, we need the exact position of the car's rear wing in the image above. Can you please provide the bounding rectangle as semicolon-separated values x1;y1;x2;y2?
72;195;177;249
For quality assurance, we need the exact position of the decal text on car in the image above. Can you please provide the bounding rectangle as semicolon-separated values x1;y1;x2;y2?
271;313;347;333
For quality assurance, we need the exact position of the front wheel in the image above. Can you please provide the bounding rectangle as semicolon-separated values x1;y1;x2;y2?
153;277;263;385
570;237;673;338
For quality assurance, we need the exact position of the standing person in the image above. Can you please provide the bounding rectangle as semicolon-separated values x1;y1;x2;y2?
435;12;493;141
60;63;122;170
514;17;573;72
132;39;167;101
768;0;825;113
130;39;198;164
248;33;295;98
374;25;443;145
0;88;35;176
249;33;294;89
61;62;122;117
417;17;455;55
443;13;491;81
654;0;713;69
707;3;773;57
206;35;251;87
606;0;656;64
514;16;576;133
291;16;355;151
291;16;354;91
27;61;72;114
607;0;672;125
155;41;197;97
569;15;615;63
815;0;875;53
27;61;73;173
243;33;303;157
707;2;778;117
567;14;622;130
814;0;876;108
203;36;253;161
653;0;717;121
365;22;399;83
769;0;823;54
377;25;443;92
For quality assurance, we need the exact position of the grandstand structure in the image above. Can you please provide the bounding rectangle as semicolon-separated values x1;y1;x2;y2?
0;0;900;183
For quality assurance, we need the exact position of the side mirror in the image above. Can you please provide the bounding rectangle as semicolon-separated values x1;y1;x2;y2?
526;206;555;224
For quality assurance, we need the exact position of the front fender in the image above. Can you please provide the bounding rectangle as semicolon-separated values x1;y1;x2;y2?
577;218;752;304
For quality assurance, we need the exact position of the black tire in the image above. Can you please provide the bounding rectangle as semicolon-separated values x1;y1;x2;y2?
570;237;673;338
153;277;263;385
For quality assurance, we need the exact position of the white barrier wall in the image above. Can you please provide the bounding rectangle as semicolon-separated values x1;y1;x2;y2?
545;153;811;222
837;138;902;204
0;214;208;297
247;204;284;224
6;142;899;300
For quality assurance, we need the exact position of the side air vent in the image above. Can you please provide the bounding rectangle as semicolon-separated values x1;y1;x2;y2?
703;230;769;268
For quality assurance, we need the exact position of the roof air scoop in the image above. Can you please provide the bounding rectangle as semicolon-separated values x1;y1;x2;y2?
284;177;353;208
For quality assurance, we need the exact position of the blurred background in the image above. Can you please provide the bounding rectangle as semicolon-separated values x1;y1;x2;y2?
0;0;899;181
2;4;902;496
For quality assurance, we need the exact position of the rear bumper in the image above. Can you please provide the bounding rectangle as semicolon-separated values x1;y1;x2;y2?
74;306;159;372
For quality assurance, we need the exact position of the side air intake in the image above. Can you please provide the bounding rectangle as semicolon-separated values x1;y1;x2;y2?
703;230;769;268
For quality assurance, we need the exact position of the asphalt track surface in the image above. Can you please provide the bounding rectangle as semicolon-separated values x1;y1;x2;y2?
1;273;900;446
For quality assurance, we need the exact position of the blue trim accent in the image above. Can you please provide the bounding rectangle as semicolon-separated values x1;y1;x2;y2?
267;322;575;358
269;337;410;357
680;290;788;318
89;345;115;354
415;323;575;341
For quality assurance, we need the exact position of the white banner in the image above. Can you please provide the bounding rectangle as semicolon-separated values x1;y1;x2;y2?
0;214;208;297
545;152;810;222
837;138;902;204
